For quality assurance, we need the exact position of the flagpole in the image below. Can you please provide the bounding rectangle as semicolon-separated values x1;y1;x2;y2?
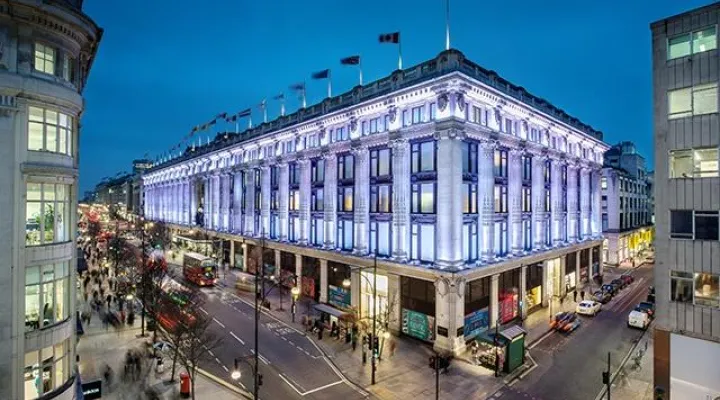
359;57;363;86
280;98;286;116
263;100;267;123
302;81;307;108
248;115;253;129
398;37;403;70
328;70;332;98
445;0;451;50
235;121;239;134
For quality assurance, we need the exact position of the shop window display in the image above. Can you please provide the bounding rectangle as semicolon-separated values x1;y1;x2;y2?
24;339;69;399
25;183;71;246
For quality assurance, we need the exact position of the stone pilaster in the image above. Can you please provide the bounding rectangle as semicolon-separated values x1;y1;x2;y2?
203;177;210;227
353;146;369;254
490;274;499;328
391;138;410;261
295;253;303;286
479;140;495;261
551;159;563;246
261;166;271;237
580;167;591;239
567;163;579;242
319;259;328;303
436;126;464;268
323;153;337;248
279;162;289;241
591;168;602;238
433;276;466;354
531;154;546;249
222;174;231;230
232;172;243;232
520;265;528;320
508;149;523;255
213;174;221;230
298;158;311;245
244;169;256;236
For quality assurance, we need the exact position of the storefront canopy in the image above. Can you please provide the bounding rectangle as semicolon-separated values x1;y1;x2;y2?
314;303;348;319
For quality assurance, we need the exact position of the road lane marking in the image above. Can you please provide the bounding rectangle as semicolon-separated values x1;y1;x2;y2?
249;349;270;365
222;365;229;372
278;373;304;395
302;380;344;395
215;357;221;364
199;307;209;315
213;318;226;328
208;350;215;357
230;331;245;345
529;330;554;349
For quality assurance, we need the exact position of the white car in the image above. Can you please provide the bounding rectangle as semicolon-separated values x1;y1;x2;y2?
576;300;602;316
628;309;650;329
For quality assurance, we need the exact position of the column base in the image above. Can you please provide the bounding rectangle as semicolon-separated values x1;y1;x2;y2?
392;253;408;263
322;242;336;250
352;248;368;256
433;336;466;357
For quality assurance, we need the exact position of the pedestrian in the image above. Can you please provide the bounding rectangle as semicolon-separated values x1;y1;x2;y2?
559;295;565;307
580;290;585;300
318;324;324;340
389;339;397;357
573;290;578;303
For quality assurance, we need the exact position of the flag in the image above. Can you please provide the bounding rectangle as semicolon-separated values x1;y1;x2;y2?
289;82;305;91
341;55;360;65
227;114;238;122
191;126;199;133
258;99;266;108
208;119;217;126
237;108;251;117
379;32;400;43
216;112;227;120
273;93;285;100
312;69;330;79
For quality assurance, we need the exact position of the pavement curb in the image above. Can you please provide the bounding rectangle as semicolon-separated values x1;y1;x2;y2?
593;323;654;400
196;366;254;399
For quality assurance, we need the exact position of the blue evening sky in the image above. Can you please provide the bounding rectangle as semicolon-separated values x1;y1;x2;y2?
79;0;711;193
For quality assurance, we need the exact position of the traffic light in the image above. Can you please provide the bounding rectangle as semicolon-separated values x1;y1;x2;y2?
428;356;437;369
373;337;380;356
602;371;609;384
258;374;264;386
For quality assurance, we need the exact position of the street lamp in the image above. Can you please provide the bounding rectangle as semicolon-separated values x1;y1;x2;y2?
231;357;262;390
291;284;300;323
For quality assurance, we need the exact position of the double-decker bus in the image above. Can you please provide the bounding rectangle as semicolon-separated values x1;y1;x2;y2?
156;276;196;331
182;252;217;286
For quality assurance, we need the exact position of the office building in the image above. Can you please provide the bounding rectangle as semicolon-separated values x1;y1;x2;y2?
144;49;608;355
0;1;102;399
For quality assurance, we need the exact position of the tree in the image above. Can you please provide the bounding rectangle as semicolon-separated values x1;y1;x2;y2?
148;221;172;250
87;220;101;242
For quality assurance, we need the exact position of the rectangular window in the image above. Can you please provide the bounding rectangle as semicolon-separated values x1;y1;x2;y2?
311;217;324;246
494;220;508;257
411;223;435;263
544;188;551;212
694;272;720;307
429;102;437;121
26;183;71;246
289;163;300;185
668;27;717;60
412;106;423;124
411;183;435;214
471;106;485;125
494;149;508;178
670;210;693;239
34;43;55;74
523;219;532;251
62;54;73;82
311;159;325;184
411;141;436;173
463;141;478;174
370;221;391;256
338;219;354;250
25;263;69;332
338;187;353;212
522;155;532;181
494;185;508;213
670;148;719;178
311;189;324;212
668;83;718;119
370;185;392;213
402;109;410;127
28;106;73;155
370;148;391;177
463;222;478;262
463;183;477;214
289;190;300;211
522;187;532;212
338;154;354;180
695;211;719;240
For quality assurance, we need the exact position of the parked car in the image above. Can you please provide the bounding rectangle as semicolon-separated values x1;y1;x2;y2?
620;274;634;286
576;300;602;316
611;278;626;290
637;301;656;318
628;308;651;329
647;286;656;304
593;290;612;304
557;312;581;333
601;284;617;296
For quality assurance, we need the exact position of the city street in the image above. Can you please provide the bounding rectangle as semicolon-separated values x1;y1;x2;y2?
167;263;369;400
491;263;654;400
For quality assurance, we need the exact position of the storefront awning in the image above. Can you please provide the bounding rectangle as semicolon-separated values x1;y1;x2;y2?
314;303;348;318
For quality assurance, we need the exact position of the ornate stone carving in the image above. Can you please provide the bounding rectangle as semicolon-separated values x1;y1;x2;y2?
438;93;449;112
349;117;358;133
388;106;397;124
434;276;466;298
456;92;465;112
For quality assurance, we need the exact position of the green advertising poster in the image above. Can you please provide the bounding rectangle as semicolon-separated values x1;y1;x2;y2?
402;308;435;342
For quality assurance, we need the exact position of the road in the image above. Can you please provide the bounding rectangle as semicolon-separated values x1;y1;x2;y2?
166;262;368;400
492;263;654;400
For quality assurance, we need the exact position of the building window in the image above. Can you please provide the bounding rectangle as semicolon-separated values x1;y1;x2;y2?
544;188;551;213
24;339;71;399
370;185;391;213
523;219;532;251
411;223;435;263
25;262;70;332
338;187;353;212
34;43;55;74
494;185;508;213
289;163;300;185
311;189;324;212
463;222;478;262
311;159;325;184
289;190;300;211
62;54;73;82
694;272;720;307
522;187;532;213
494;220;508;257
311;217;324;246
412;106;424;124
494;149;508;178
337;219;354;251
670;148;719;178
28;107;73;155
695;211;719;240
602;214;608;231
26;183;71;246
370;148;391;177
411;141;436;173
463;141;478;174
668;27;717;60
463;183;478;214
522;155;532;181
669;210;694;239
668;83;718;119
429;102;437;121
370;221;391;256
411;183;435;214
289;216;299;242
338;154;354;180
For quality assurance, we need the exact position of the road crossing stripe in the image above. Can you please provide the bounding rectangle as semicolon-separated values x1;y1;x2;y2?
213;318;226;328
230;331;245;345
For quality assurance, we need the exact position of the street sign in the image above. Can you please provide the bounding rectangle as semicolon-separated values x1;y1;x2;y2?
81;380;102;400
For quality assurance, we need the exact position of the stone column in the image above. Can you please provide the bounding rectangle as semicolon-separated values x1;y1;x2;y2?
279;163;289;241
436;128;464;268
323;154;337;248
213;174;221;230
232;172;243;233
591;168;602;238
261;166;271;237
353;146;370;254
298;158;311;245
567;163;579;242
203;177;210;227
580;167;591;239
479;140;495;261
223;174;232;230
274;249;282;280
551;159;563;247
508;149;523;255
391;138;410;260
433;276;466;355
575;250;581;293
351;269;361;315
295;253;303;284
541;260;550;307
559;255;567;297
242;242;248;272
490;274;499;328
230;240;235;268
531;154;546;249
319;259;328;303
244;169;256;236
520;265;528;320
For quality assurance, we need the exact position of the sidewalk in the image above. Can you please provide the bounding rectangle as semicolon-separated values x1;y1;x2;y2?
601;329;654;400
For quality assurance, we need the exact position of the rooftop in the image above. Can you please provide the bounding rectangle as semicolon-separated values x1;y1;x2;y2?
150;48;604;173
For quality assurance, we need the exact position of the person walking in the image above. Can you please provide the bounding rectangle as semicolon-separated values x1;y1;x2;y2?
573;290;578;303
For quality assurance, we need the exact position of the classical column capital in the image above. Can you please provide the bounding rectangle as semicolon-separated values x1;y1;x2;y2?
433;126;466;141
434;276;466;298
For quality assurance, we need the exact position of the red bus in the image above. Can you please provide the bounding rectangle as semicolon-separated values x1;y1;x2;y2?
182;252;217;286
156;277;196;331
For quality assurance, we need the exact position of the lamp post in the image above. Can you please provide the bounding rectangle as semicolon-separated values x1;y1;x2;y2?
139;217;148;337
231;356;263;392
291;283;300;323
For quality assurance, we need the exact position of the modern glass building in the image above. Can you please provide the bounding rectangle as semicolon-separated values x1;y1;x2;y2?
144;49;607;355
0;1;101;399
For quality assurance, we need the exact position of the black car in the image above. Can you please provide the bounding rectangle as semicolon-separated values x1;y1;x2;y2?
593;290;612;304
611;278;626;290
601;284;617;296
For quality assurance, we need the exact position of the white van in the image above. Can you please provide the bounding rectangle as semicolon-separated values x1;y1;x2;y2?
628;309;650;329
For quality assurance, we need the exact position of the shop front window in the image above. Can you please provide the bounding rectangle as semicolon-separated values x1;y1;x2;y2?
26;183;70;246
24;339;70;400
360;272;388;320
25;262;70;332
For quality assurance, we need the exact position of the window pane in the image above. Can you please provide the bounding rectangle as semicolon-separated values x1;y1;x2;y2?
45;110;57;125
28;122;44;151
25;285;40;331
345;156;354;179
420;225;435;261
692;83;718;115
694;273;719;307
670;275;693;303
670;210;693;238
27;183;42;201
668;88;692;119
694;148;719;177
29;107;43;122
695;212;718;240
420;184;434;213
55;202;65;242
42;202;54;243
378;222;390;256
55;277;67;322
379;149;390;176
379;185;390;212
668;34;691;60
58;127;68;155
26;202;42;245
420;142;434;171
42;282;54;324
344;188;353;211
693;27;716;54
670;150;693;178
